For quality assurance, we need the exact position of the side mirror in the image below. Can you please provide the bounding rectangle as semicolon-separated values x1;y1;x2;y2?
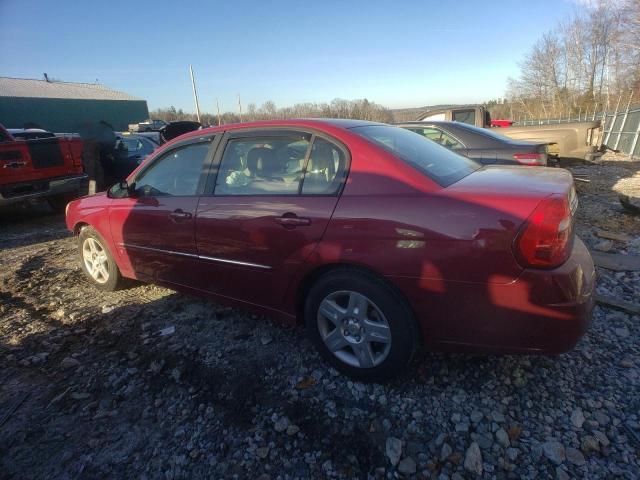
108;181;136;198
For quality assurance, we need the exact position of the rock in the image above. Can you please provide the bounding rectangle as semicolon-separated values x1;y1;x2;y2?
256;447;269;459
565;447;586;466
61;357;80;369
506;448;519;462
386;437;403;466
581;435;600;452
594;240;613;252
101;305;115;314
260;336;273;345
274;416;290;433
470;411;483;423
593;412;611;426
455;422;469;433
463;442;483;475
440;443;453;461
286;424;299;436
70;392;90;400
542;441;566;465
593;430;610;447
614;327;630;338
556;466;570;480
495;428;510;447
570;409;585;428
492;411;505;423
398;457;417;475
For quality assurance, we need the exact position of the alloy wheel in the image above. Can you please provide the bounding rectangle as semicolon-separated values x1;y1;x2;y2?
82;237;109;284
317;290;392;369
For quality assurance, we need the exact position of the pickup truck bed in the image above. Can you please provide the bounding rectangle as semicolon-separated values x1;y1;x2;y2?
0;124;87;209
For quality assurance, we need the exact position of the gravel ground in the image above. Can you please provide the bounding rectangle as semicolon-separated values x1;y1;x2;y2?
1;160;639;480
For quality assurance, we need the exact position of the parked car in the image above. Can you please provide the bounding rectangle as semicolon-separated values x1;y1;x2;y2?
398;121;549;166
65;119;595;380
128;119;168;132
419;104;603;162
0;123;86;210
110;133;160;181
7;128;56;140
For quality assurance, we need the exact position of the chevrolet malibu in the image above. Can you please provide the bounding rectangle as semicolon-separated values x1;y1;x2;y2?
65;119;595;381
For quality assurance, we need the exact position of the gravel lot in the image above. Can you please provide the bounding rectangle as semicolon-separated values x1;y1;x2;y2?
1;159;639;480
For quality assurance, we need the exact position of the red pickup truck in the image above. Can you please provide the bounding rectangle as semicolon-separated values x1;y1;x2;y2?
0;123;86;210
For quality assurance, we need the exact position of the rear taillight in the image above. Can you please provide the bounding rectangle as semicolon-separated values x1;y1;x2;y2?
514;194;573;269
513;152;546;166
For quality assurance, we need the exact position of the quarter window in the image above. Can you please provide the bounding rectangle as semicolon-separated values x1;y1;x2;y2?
215;135;310;195
134;142;210;197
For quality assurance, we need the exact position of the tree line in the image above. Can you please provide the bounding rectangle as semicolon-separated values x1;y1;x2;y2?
150;98;393;126
490;0;640;121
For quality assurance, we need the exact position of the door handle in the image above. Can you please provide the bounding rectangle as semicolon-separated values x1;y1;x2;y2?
275;214;311;228
168;209;192;222
2;161;26;169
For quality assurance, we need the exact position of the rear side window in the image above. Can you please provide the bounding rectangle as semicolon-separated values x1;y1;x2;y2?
215;135;310;195
452;109;476;125
301;138;347;195
352;125;479;187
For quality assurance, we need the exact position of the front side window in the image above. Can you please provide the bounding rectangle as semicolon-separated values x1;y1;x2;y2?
406;127;464;150
353;125;479;187
134;142;210;197
215;135;310;195
452;109;476;125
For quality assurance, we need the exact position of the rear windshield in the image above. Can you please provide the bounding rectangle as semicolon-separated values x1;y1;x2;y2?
454;122;514;142
352;125;480;186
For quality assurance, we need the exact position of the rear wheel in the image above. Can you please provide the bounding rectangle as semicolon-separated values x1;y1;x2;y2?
78;226;124;291
305;268;418;381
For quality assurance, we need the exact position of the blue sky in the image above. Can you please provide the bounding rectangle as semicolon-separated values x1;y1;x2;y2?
0;0;577;113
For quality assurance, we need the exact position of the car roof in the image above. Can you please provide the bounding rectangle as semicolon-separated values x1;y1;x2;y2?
175;118;385;142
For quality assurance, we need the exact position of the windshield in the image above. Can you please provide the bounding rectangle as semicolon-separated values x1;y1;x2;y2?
352;125;480;187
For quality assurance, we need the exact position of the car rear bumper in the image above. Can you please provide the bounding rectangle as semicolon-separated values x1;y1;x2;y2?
0;174;88;206
389;237;595;354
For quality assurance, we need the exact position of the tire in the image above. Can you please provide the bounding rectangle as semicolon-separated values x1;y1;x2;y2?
78;226;124;291
305;268;418;382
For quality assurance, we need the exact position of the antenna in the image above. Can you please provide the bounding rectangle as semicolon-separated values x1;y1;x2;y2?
189;65;202;124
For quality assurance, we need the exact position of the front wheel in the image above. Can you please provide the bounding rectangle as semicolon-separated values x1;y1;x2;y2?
305;269;418;381
78;226;124;291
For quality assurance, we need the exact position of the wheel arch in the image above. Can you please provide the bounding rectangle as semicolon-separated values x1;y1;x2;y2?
73;221;89;235
294;262;423;344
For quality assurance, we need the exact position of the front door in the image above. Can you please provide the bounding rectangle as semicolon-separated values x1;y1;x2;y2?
194;130;349;310
109;138;214;285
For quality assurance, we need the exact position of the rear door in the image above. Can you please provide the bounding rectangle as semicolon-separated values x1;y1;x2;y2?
109;135;217;285
194;129;349;309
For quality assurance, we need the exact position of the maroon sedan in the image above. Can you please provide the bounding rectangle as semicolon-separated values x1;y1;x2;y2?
65;119;595;380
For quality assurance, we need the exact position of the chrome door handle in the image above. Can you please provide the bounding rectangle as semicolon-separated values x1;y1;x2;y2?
168;209;192;222
275;214;311;228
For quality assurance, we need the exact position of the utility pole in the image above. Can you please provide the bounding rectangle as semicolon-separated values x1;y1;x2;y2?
189;65;201;124
216;98;221;126
237;94;243;123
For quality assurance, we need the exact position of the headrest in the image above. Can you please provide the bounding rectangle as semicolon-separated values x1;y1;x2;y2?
247;147;277;176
